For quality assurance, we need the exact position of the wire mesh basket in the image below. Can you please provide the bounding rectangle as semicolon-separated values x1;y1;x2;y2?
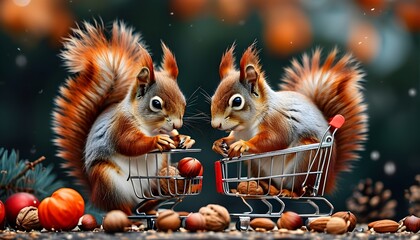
127;148;202;227
214;115;345;229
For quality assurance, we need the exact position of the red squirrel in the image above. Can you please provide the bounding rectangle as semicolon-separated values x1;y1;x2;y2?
52;20;195;213
211;44;368;195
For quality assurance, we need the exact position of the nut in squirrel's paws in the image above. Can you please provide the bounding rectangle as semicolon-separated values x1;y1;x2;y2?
177;135;195;149
212;139;229;156
156;134;176;151
228;140;249;158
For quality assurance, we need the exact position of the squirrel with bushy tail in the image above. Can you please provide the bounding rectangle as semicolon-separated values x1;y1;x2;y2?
211;43;368;195
52;20;195;213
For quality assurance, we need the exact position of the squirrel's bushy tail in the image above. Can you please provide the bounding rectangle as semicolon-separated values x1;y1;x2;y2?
280;48;368;193
52;20;151;190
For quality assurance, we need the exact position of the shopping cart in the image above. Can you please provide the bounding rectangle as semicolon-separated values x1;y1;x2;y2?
127;148;202;228
214;115;345;230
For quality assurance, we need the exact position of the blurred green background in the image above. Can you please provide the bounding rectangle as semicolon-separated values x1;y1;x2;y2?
0;0;418;220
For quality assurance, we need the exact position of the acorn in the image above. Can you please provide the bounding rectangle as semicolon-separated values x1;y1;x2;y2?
79;214;98;231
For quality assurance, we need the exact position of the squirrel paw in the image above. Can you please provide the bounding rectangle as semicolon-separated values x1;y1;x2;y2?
178;135;195;149
212;138;229;156
155;134;176;151
228;140;249;158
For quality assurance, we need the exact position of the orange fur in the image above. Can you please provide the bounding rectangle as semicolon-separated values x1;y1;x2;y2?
219;45;236;79
280;48;368;193
52;20;188;212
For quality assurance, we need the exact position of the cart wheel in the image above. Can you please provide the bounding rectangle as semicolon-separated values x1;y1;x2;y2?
146;218;157;230
235;216;250;231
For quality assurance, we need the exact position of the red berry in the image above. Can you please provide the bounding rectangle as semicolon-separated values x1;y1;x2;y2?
177;157;202;178
4;192;39;228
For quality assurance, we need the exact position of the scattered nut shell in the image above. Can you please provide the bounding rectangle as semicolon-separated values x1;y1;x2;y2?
402;215;420;233
277;211;303;230
184;212;206;232
79;214;98;231
325;217;348;234
102;210;131;233
250;218;275;231
199;204;230;231
369;219;400;233
307;216;331;232
332;211;357;231
237;181;264;195
16;206;42;231
156;210;181;232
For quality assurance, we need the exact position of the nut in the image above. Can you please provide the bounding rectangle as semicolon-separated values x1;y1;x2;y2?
184;212;206;232
258;181;280;196
16;206;42;231
277;211;303;230
156;210;181;232
199;204;230;231
102;210;131;233
368;219;399;233
158;166;188;194
325;217;348;234
79;214;98;231
250;218;275;231
307;216;331;232
177;157;202;178
237;181;264;195
402;215;420;233
332;211;357;231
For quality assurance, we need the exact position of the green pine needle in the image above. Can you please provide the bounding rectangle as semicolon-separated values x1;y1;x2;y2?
0;147;64;201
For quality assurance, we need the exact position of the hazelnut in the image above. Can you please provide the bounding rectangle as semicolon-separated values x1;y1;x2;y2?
332;211;357;231
277;211;303;230
199;204;230;231
177;157;202;178
325;217;348;234
16;206;42;231
250;218;276;231
156;210;181;232
402;215;420;233
79;214;98;231
102;210;131;233
307;216;331;232
237;181;264;195
184;212;206;232
158;166;188;195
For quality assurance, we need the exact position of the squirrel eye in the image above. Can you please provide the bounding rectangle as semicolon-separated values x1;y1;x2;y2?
150;96;163;112
229;94;244;110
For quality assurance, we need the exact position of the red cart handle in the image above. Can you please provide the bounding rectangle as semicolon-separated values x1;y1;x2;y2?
329;114;345;129
214;161;224;194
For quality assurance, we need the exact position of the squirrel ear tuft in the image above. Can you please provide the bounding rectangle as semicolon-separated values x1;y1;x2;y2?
239;43;261;81
160;42;178;80
135;67;152;98
219;44;236;79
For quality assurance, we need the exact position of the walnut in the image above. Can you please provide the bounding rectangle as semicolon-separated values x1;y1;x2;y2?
237;181;264;195
16;206;42;231
158;166;189;195
199;204;230;231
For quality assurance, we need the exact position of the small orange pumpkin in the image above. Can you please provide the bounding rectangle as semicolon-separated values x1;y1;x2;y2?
38;188;85;231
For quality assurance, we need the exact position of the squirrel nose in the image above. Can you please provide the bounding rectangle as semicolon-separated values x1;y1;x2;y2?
211;120;222;129
173;119;182;129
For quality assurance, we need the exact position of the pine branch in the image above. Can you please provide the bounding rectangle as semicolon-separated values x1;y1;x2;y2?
8;156;46;187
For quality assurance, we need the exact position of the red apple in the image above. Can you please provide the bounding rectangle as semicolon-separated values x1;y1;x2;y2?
5;192;39;228
0;200;5;230
177;157;202;178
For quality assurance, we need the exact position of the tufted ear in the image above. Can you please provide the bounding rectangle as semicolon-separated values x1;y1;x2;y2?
133;47;155;99
160;42;178;80
219;44;236;80
239;43;262;96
